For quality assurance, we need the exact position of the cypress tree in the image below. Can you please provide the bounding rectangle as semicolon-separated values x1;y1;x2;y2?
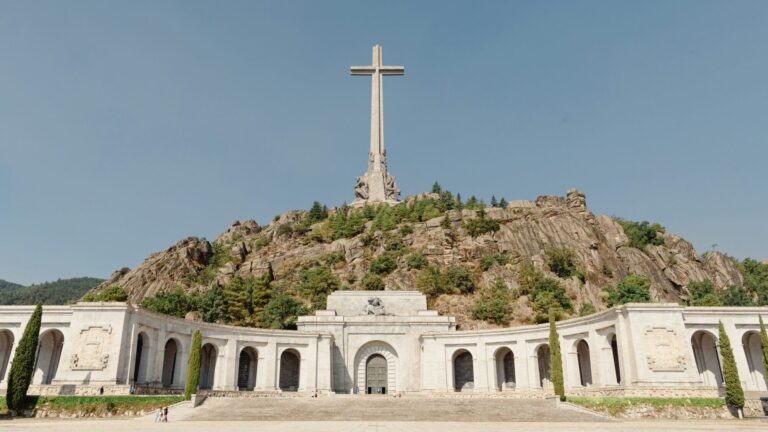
549;310;565;401
184;330;202;400
718;321;744;414
759;316;768;389
6;304;43;411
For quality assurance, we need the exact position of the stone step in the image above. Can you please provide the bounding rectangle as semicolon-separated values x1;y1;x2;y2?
178;396;607;422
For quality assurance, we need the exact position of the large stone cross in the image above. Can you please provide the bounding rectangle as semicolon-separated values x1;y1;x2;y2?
350;45;403;205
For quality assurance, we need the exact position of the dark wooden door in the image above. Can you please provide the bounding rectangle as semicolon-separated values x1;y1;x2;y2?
366;355;387;394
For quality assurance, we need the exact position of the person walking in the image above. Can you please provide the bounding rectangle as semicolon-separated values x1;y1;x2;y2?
163;406;169;422
154;407;162;423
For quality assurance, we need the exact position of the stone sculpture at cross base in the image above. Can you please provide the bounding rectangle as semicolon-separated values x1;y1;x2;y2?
350;45;403;206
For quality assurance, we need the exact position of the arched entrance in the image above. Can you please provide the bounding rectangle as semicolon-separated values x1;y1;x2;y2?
199;343;217;390
494;347;515;390
536;344;551;389
279;349;300;392
742;331;766;390
161;338;180;388
132;332;150;384
366;354;388;394
237;347;258;390
691;330;723;387
453;350;474;392
0;330;13;383
35;329;64;384
576;340;592;386
354;342;398;394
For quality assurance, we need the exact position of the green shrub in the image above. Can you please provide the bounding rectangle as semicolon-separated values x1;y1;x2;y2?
549;311;565;401
276;223;294;237
444;266;475;294
416;267;445;297
370;253;398;275
604;275;652;307
546;248;579;278
251;236;270;251
399;224;414;236
197;284;228;323
739;258;768;305
615;218;665;250
406;253;428;270
298;267;340;309
579;303;597;316
531;278;573;323
383;236;405;253
687;280;721;306
517;263;543;296
184;330;202;400
324;251;346;266
471;278;511;324
462;209;500;237
361;273;385;291
140;287;197;318
721;285;754;306
81;285;128;302
479;254;509;271
7;304;42;410
718;321;744;410
259;294;308;330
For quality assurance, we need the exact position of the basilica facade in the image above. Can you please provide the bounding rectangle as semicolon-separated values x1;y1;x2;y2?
0;291;765;398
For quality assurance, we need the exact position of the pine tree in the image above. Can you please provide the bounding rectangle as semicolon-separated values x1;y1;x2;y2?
223;277;249;323
498;197;508;208
549;310;565;401
184;330;202;400
7;304;42;411
490;195;498;208
431;182;442;194
759;316;768;389
307;201;327;224
718;321;744;413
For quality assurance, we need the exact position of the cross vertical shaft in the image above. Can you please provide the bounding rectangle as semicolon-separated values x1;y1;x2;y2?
350;45;404;205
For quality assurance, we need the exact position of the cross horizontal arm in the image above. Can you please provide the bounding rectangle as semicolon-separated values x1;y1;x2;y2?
379;66;405;75
350;67;375;75
350;66;405;76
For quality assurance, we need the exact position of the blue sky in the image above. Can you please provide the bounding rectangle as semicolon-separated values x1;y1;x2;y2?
1;1;766;285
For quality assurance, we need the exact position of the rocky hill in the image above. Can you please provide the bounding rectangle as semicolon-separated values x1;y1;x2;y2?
92;189;746;329
0;277;103;305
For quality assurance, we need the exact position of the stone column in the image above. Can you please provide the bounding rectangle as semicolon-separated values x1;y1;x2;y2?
219;338;238;391
259;341;278;391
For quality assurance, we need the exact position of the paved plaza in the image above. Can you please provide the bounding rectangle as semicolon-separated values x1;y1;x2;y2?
2;419;767;432
3;396;766;431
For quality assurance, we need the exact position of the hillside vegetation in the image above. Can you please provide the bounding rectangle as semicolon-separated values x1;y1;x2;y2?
0;277;103;305
88;187;765;330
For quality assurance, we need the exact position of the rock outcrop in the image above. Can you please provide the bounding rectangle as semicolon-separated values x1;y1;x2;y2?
91;189;744;328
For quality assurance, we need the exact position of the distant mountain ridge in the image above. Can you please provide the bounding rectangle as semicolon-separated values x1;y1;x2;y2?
0;277;103;305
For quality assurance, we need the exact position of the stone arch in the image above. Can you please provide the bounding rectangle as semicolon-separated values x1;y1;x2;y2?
199;343;218;390
575;339;593;387
132;331;151;384
354;341;398;394
452;349;474;392
34;329;64;384
536;343;551;389
742;331;766;391
0;330;14;383
161;337;181;388
494;347;515;390
608;333;621;385
691;330;723;387
279;349;300;392
237;346;258;390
